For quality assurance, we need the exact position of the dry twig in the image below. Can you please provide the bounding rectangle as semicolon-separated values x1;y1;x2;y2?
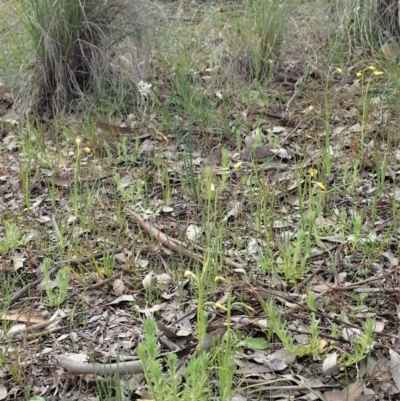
125;208;245;269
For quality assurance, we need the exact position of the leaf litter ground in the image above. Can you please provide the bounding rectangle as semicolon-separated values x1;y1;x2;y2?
2;3;400;401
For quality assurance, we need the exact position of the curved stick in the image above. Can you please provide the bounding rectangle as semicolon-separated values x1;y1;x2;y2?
58;356;143;375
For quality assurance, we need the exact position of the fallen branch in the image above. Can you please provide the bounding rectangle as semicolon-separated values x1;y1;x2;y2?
86;272;122;290
125;208;204;263
2;325;70;344
315;270;396;299
125;208;244;270
285;76;305;112
3;313;65;339
58;356;143;375
57;326;225;376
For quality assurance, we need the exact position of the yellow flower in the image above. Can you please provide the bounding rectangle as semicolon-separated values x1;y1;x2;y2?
234;161;243;169
243;304;256;313
184;270;197;280
214;303;228;312
335;67;343;74
10;120;19;127
356;71;363;77
368;65;376;71
373;70;384;76
313;181;326;191
75;137;81;145
309;168;318;178
210;182;215;192
84;147;91;154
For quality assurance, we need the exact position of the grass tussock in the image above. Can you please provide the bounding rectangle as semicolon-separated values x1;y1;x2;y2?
14;0;153;114
153;0;293;90
340;0;400;59
221;0;294;83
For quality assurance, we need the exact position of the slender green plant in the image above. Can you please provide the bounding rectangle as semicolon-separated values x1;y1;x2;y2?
138;317;212;401
306;291;322;353
265;300;297;355
341;318;376;368
73;137;82;214
43;258;70;307
0;222;23;254
181;130;198;200
161;166;172;205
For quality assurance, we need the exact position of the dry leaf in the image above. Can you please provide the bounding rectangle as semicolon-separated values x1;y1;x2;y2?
12;254;26;271
6;324;27;336
247;238;259;255
271;126;288;134
240;146;270;161
155;273;171;290
63;353;89;363
390;349;400;391
0;314;46;325
208;150;222;166
199;328;226;350
142;272;155;290
324;381;364;401
222;201;242;222
0;383;7;401
323;352;339;376
113;278;125;296
186;224;201;241
120;173;132;188
108;295;135;305
270;147;291;159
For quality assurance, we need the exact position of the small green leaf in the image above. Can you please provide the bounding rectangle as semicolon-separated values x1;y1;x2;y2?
238;337;269;350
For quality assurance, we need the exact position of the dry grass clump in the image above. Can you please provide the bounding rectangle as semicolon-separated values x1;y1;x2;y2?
211;0;293;83
14;0;154;114
373;0;400;38
344;0;400;58
153;0;294;90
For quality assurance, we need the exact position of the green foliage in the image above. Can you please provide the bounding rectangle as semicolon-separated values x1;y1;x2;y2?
0;222;24;254
138;318;212;401
43;258;70;307
340;318;376;368
222;0;294;82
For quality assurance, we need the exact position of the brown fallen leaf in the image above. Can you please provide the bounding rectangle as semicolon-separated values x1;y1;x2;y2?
112;278;125;296
240;146;271;161
156;320;179;339
94;120;151;139
1;313;46;325
324;381;364;401
207;150;222;167
199;328;226;350
49;173;71;188
94;120;134;135
381;31;400;59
